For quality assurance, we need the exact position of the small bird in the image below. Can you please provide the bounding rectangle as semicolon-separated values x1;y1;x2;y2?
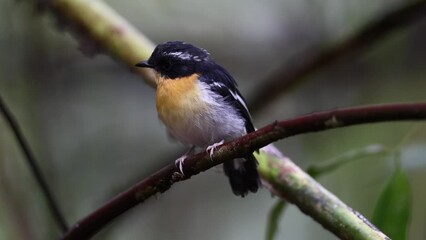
135;41;260;197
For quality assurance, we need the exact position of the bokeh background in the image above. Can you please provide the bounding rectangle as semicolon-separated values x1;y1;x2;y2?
1;0;426;239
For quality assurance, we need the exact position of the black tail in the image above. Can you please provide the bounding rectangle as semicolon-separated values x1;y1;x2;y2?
223;154;260;197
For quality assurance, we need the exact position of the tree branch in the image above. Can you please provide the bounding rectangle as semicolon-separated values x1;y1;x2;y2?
31;0;156;86
249;1;426;114
0;95;68;232
259;145;389;240
61;102;426;240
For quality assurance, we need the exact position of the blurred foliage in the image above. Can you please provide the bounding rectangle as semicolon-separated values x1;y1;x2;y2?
306;144;390;178
1;0;426;240
372;166;411;240
266;199;287;240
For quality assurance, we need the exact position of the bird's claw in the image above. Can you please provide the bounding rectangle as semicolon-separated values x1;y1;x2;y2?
206;140;225;159
175;155;187;175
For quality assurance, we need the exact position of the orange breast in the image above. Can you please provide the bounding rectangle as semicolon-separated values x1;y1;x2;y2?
156;74;205;128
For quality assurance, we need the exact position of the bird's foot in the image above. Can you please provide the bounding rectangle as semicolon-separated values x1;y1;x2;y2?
206;140;225;159
174;146;196;175
175;155;187;175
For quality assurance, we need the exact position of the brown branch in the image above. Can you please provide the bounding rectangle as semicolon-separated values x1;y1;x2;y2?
61;102;426;240
0;95;68;232
249;1;426;114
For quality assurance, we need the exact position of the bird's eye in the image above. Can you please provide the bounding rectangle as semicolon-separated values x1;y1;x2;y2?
161;59;172;70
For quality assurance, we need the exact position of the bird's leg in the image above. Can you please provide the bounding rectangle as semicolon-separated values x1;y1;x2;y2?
175;146;196;175
206;140;225;159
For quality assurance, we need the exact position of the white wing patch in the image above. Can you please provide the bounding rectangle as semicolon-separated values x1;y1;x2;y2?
209;81;250;115
229;89;249;113
211;81;225;88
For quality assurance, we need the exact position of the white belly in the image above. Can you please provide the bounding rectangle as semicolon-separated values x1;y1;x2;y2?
157;80;246;147
166;105;245;147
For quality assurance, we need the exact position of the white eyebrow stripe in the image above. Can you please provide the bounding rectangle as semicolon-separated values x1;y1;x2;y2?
166;51;209;62
167;51;193;60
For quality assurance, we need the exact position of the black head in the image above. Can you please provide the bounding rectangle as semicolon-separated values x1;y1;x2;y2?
135;41;212;79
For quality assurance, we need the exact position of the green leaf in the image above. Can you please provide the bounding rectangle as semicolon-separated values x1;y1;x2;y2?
372;167;411;240
266;200;287;240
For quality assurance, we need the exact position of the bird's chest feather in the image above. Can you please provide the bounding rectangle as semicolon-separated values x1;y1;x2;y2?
155;74;245;146
156;74;204;123
156;74;210;142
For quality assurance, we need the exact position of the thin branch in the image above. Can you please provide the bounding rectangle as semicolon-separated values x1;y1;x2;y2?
306;144;390;178
61;102;426;240
249;1;426;114
0;95;68;232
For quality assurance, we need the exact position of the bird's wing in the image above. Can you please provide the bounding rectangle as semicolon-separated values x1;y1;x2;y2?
200;65;255;133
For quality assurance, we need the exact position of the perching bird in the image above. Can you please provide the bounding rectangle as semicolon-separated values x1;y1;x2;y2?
135;41;260;197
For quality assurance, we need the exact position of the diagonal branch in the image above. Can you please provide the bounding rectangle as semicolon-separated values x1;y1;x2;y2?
258;145;389;240
249;0;426;114
29;0;156;86
61;102;426;240
0;95;68;232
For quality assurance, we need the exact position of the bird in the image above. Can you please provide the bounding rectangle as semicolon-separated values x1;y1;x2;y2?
135;41;260;197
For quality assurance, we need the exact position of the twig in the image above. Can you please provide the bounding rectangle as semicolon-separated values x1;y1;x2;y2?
306;144;390;178
249;1;426;114
61;102;426;240
0;95;68;232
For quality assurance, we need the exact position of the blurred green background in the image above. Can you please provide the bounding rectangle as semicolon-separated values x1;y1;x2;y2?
0;0;426;239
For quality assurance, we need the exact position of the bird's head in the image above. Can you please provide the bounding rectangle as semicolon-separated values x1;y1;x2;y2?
135;41;212;79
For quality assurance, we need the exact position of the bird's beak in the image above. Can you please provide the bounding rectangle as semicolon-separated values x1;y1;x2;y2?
135;61;154;68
